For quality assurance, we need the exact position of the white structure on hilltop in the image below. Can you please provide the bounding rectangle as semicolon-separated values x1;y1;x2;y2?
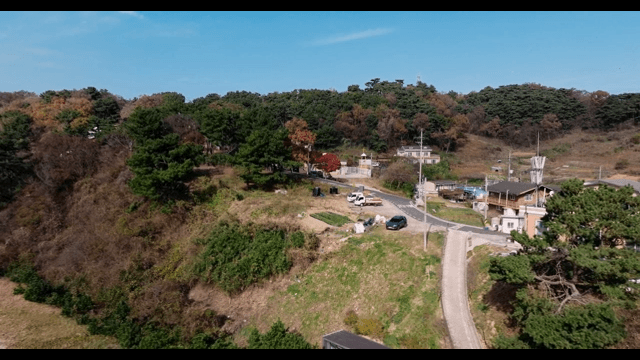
396;145;440;164
335;152;373;178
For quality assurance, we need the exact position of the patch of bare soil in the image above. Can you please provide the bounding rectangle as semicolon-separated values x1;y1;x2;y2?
188;274;294;338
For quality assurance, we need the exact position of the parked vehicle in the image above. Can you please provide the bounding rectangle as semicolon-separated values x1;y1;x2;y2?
386;215;407;230
354;194;383;206
347;192;363;202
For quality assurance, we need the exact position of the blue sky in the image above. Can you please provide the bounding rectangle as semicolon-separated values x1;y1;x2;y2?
1;11;639;101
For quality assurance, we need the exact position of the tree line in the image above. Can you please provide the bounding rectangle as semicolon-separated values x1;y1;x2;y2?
2;81;640;201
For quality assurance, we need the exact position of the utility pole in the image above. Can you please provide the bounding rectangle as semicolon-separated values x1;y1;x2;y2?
418;130;424;186
424;176;430;251
508;150;511;182
484;174;488;222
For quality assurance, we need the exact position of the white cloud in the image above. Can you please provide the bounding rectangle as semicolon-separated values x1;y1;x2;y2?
311;28;393;46
119;11;144;19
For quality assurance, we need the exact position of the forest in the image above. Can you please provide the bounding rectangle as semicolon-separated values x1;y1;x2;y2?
1;80;640;348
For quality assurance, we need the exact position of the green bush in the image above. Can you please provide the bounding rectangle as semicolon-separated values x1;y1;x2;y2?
289;231;306;248
193;222;297;293
248;320;315;349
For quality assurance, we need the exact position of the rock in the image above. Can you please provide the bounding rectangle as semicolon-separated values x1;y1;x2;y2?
353;223;365;234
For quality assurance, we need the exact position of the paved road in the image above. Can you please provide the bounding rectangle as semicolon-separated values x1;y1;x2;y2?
313;177;516;349
314;177;512;243
441;230;484;349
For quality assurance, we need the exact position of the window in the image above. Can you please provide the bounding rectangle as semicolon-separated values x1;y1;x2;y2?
535;220;544;235
525;194;533;201
507;222;514;229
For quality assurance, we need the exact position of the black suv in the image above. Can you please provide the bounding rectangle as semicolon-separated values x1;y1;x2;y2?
386;215;407;230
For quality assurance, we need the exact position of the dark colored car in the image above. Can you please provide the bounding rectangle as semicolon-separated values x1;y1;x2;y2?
386;215;407;230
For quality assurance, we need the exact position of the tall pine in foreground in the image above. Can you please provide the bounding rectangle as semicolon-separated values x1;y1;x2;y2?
490;178;640;349
124;108;203;201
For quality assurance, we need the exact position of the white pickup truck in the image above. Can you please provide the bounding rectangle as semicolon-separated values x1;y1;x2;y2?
354;194;383;206
347;192;363;202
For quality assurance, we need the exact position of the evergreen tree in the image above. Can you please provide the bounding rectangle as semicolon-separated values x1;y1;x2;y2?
124;108;203;200
489;178;640;349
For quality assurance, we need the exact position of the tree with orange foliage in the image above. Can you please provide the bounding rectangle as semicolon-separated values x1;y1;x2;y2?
285;117;317;173
335;104;372;145
432;113;470;153
375;104;407;149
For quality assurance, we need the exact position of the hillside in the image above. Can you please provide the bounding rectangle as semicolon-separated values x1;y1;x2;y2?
450;129;640;184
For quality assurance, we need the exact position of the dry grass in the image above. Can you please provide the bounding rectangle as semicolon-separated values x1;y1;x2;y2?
0;278;119;349
453;128;640;183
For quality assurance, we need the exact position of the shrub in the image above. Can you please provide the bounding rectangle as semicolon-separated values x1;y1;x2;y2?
344;310;359;327
289;231;305;248
354;318;385;339
248;320;314;349
193;222;298;293
615;159;630;170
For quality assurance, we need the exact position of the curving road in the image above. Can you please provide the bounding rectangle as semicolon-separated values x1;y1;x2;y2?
314;177;512;242
313;177;518;349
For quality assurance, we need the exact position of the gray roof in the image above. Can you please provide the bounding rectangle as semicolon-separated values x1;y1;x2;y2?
488;181;558;196
323;330;389;349
586;179;640;193
487;181;538;195
433;180;457;185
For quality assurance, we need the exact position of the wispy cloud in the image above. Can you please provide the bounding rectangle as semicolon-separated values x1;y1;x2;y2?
311;28;393;46
119;11;144;19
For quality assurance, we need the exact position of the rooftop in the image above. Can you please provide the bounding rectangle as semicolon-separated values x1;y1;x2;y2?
585;178;640;193
322;330;389;349
398;145;433;151
487;181;557;196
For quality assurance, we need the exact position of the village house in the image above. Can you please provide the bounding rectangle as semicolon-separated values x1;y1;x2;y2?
493;205;547;237
396;145;440;164
486;181;556;211
484;181;558;237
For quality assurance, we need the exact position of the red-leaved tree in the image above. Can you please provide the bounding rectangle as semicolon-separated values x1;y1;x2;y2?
313;153;341;173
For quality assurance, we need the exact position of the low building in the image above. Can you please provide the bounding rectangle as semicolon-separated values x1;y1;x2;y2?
433;180;458;192
396;145;440;164
322;330;389;349
334;153;372;178
493;205;547;238
520;205;547;237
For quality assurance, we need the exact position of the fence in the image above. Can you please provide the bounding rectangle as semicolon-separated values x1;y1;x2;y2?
340;167;371;177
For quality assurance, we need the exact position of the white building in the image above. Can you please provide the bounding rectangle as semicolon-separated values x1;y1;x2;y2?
396;146;440;164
